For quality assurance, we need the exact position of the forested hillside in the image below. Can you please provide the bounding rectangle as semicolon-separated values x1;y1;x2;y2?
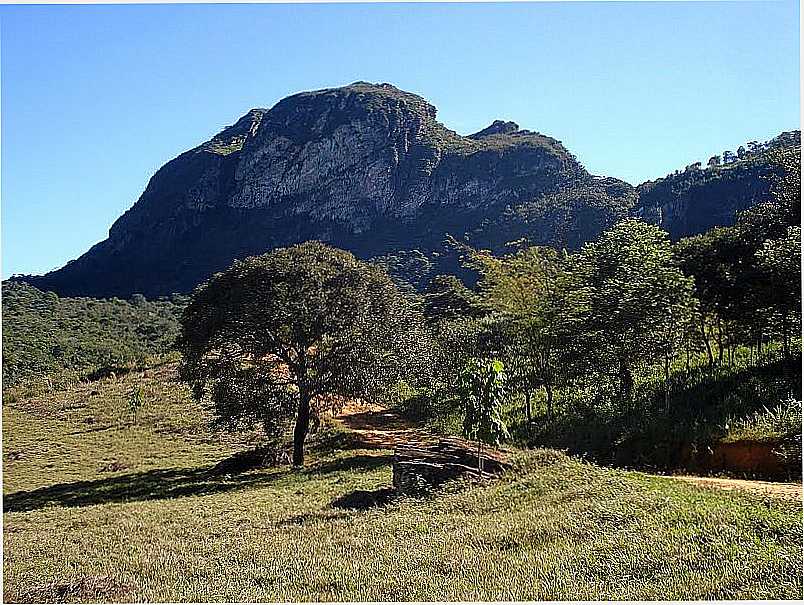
637;131;800;239
409;148;802;476
1;283;186;387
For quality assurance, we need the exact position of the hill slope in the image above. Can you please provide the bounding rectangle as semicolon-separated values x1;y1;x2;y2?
636;131;800;239
0;282;185;387
3;362;802;601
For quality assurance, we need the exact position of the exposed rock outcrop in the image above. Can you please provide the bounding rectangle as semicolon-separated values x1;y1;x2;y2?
22;82;614;298
19;82;798;299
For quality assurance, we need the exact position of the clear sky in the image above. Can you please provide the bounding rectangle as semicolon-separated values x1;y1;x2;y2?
1;1;800;278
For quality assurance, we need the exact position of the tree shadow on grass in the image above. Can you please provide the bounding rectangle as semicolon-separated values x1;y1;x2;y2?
275;510;355;527
331;487;398;510
317;454;397;511
3;453;392;513
3;466;283;513
306;453;393;476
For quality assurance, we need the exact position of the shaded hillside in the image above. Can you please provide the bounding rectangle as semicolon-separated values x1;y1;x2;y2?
475;176;639;250
635;131;800;239
480;131;800;251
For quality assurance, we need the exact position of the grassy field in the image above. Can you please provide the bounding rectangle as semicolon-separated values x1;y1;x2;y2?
3;363;803;602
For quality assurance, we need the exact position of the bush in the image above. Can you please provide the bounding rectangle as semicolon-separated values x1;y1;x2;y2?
518;351;802;474
721;397;803;444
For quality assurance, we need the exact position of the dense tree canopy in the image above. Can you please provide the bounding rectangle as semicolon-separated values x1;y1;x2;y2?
573;219;698;400
1;281;185;386
455;242;582;420
178;241;430;465
674;147;801;362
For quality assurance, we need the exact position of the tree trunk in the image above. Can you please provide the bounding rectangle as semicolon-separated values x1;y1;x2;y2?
685;340;690;374
729;328;735;366
292;389;312;467
525;390;532;424
545;382;554;421
664;351;671;412
619;362;634;405
701;318;714;369
717;317;724;365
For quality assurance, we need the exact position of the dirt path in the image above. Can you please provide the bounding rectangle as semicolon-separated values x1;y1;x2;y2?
333;401;430;449
670;475;802;501
333;402;802;500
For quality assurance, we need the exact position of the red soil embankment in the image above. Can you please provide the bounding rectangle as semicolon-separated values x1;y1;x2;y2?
680;439;792;478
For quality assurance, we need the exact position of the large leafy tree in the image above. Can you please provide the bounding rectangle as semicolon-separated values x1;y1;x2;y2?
456;243;584;421
574;219;698;402
423;274;484;324
178;241;429;466
756;226;802;359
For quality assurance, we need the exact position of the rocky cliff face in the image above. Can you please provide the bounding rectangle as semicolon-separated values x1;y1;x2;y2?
27;82;604;297
635;131;800;240
22;82;798;298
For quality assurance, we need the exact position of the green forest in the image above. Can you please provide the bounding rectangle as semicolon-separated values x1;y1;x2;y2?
411;149;801;476
1;285;186;388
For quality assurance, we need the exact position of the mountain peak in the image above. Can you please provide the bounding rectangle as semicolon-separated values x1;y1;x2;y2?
470;120;520;139
259;81;441;139
280;81;432;109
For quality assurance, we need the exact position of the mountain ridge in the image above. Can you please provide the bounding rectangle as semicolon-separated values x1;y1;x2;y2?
15;82;800;298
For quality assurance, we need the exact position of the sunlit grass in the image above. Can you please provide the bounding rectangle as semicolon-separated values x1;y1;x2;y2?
3;363;802;602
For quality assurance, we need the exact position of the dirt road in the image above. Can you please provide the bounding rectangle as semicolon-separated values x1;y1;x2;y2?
672;475;802;500
333;401;428;449
333;402;802;501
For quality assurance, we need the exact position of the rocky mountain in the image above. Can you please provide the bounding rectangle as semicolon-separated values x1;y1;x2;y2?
636;131;800;240
19;82;799;298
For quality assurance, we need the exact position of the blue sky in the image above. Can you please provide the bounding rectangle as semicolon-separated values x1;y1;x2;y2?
1;1;800;278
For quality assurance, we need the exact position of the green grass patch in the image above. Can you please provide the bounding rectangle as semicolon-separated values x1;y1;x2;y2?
4;361;803;601
722;398;802;444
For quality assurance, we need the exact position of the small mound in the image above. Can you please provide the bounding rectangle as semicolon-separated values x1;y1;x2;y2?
393;436;511;495
210;446;290;476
